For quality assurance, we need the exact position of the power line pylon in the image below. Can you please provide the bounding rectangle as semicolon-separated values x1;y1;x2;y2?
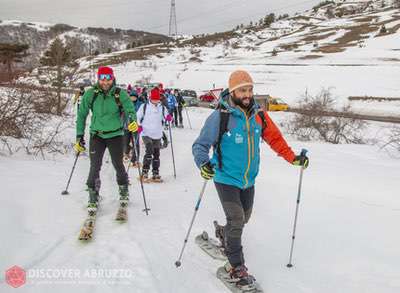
169;0;178;36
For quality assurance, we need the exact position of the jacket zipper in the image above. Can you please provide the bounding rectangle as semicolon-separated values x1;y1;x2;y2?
239;109;251;188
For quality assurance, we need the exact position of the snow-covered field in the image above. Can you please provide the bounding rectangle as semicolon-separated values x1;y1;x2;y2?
1;108;399;293
93;6;400;117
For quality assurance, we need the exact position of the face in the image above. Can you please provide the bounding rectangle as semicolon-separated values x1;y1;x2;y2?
98;77;114;91
130;95;137;102
232;85;254;108
150;99;160;105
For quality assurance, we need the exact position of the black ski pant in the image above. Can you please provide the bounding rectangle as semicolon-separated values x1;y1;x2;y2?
215;182;255;267
177;106;183;126
142;136;161;174
170;108;178;127
124;131;140;162
86;135;128;189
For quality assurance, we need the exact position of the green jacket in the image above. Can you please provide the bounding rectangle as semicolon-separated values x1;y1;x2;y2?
76;84;136;139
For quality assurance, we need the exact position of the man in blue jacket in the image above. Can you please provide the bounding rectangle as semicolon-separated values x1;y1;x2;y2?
192;70;309;288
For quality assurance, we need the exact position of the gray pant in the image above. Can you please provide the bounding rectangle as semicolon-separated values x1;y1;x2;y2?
215;182;255;267
142;136;161;173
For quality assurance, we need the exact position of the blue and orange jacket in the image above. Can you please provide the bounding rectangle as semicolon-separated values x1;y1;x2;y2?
192;90;295;189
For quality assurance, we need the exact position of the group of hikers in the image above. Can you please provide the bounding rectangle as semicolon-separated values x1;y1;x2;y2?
72;66;309;288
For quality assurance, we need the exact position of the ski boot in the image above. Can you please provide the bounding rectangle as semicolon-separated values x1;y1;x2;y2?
118;185;129;208
87;187;99;218
227;263;255;288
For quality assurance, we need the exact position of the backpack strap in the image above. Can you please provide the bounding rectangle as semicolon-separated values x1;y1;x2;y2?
89;88;100;112
89;87;122;113
114;87;123;114
140;102;148;124
257;110;268;133
215;108;230;169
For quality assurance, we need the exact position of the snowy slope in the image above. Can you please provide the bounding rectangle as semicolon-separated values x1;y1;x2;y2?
1;108;399;293
75;2;400;116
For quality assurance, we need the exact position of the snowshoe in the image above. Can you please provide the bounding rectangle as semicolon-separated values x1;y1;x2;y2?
195;230;227;261
216;263;263;293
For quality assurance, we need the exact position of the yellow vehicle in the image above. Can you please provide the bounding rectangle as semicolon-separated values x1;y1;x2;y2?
267;96;289;111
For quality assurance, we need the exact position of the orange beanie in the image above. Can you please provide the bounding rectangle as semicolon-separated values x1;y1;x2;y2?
228;70;253;93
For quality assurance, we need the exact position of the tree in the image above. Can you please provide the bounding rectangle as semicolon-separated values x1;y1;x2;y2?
40;37;73;115
264;13;276;26
0;43;29;82
283;88;367;144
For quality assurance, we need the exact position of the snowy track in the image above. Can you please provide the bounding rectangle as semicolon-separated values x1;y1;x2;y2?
1;108;400;293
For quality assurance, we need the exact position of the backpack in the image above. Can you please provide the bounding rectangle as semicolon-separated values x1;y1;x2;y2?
89;87;122;113
215;104;268;169
167;94;177;109
139;102;166;124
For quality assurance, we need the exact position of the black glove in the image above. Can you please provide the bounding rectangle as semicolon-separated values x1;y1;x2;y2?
292;154;309;169
200;161;215;180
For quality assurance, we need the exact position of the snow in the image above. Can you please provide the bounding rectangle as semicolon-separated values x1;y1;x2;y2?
0;20;52;31
58;31;99;44
0;107;399;293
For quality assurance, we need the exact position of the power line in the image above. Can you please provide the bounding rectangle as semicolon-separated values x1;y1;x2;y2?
142;0;252;32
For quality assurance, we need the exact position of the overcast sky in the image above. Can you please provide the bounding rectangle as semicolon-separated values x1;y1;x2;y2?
0;0;322;35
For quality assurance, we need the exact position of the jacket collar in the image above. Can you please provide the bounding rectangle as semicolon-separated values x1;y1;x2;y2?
218;88;259;117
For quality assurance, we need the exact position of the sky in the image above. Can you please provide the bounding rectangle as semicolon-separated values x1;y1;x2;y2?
0;0;322;35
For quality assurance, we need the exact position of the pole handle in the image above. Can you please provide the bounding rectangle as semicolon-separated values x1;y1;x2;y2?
300;148;308;156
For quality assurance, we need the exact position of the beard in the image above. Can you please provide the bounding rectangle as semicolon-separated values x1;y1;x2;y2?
100;83;112;92
231;94;254;110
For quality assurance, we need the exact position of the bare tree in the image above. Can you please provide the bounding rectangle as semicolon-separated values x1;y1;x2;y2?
283;88;367;144
0;86;70;157
381;126;400;157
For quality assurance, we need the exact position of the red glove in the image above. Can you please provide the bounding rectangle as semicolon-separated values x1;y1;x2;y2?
165;114;173;122
137;126;143;134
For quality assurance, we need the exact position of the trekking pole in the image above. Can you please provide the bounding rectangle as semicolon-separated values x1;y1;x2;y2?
184;106;192;129
130;135;150;215
287;148;308;268
168;122;177;179
175;179;208;267
61;152;80;195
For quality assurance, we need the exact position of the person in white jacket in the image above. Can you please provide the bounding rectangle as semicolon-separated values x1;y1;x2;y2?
136;87;173;180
